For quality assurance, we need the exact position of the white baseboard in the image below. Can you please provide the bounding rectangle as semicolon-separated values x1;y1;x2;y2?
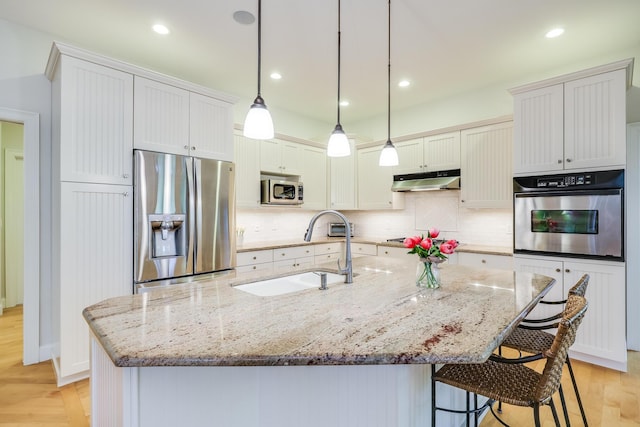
38;344;54;364
51;354;89;387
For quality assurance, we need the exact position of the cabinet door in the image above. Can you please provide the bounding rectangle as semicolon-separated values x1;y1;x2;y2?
377;246;411;259
234;134;261;207
280;141;302;175
58;56;133;185
329;141;357;210
189;92;234;161
563;260;627;367
133;76;190;155
423;131;460;172
59;182;133;378
457;252;513;271
512;84;564;174
357;146;394;210
460;122;513;208
259;139;282;174
564;69;627;171
513;256;564;321
300;145;327;210
352;243;377;258
394;138;423;175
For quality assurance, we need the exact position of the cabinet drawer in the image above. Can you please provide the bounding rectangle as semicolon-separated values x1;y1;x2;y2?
458;252;513;271
352;243;377;257
273;256;314;269
377;246;410;259
315;252;341;264
237;249;273;266
314;243;342;254
273;245;314;261
236;262;273;273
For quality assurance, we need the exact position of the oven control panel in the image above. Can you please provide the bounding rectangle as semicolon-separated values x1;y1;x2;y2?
536;173;593;188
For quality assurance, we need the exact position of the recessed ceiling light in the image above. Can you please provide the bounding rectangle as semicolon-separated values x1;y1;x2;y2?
233;10;255;25
398;80;411;88
339;100;350;107
545;28;564;38
152;24;170;35
270;72;282;80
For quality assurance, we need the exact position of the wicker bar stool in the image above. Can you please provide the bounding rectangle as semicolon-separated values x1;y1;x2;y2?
431;295;588;427
499;274;590;426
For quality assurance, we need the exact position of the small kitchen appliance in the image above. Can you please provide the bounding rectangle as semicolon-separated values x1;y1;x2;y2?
328;222;355;237
261;179;303;205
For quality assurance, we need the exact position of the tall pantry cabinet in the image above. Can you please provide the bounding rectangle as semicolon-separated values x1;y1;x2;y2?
47;44;134;384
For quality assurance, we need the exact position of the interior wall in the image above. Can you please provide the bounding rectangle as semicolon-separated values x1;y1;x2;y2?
0;18;53;350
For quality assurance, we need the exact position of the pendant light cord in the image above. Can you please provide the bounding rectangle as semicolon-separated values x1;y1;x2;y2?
257;0;263;97
387;0;391;142
337;0;342;125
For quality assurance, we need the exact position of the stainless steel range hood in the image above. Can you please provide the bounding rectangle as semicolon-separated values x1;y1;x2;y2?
391;169;461;192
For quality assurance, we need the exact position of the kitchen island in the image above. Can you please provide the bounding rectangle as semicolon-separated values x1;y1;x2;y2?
84;256;554;427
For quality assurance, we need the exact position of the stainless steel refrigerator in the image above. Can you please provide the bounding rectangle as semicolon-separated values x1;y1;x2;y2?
134;150;235;290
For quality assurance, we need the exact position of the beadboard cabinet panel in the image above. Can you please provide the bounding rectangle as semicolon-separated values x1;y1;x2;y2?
59;182;132;378
234;134;261;208
57;55;133;185
300;145;328;210
189;92;234;161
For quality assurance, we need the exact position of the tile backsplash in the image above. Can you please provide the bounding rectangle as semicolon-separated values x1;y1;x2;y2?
237;191;512;247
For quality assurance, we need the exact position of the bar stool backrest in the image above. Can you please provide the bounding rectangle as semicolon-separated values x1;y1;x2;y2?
535;295;588;402
568;274;589;298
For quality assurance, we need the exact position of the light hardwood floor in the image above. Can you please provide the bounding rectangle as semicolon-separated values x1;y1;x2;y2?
1;304;638;426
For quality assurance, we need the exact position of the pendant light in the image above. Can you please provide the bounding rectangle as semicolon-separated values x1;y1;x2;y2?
243;0;274;140
379;0;399;166
327;0;351;157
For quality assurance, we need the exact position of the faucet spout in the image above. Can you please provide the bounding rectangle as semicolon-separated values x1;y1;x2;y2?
304;210;353;284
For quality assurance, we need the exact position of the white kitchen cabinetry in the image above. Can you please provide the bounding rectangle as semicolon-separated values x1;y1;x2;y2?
260;139;302;176
313;242;343;264
273;246;315;269
134;76;234;160
513;255;627;371
394;132;461;175
236;249;274;273
234;133;261;208
58;182;132;379
55;55;133;185
512;63;630;175
460;121;513;208
48;46;136;384
357;146;404;210
457;252;513;271
352;243;377;258
329;140;357;210
377;246;411;259
300;145;327;210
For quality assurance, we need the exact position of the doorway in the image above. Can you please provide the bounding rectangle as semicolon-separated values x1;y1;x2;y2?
0;109;39;365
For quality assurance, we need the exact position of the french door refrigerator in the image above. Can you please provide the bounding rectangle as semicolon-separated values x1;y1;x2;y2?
134;150;235;290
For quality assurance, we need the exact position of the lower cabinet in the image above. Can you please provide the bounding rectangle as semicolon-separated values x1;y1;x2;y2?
273;246;315;269
236;249;274;273
513;254;627;371
313;243;343;264
457;252;513;270
352;243;377;258
377;246;411;259
56;182;132;382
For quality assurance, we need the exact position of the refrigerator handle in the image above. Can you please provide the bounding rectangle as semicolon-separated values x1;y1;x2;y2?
186;157;196;273
192;158;202;272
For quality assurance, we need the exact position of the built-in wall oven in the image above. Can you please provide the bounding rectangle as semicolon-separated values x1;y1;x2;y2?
513;170;624;261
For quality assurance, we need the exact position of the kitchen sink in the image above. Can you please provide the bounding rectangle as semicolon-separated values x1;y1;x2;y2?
234;271;346;296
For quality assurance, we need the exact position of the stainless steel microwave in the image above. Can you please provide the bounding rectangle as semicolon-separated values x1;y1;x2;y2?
328;222;354;237
261;179;303;205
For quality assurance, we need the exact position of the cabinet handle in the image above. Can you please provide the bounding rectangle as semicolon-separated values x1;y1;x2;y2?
252;256;257;260
555;268;561;272
192;146;196;151
123;192;129;197
565;268;570;273
557;160;563;164
252;266;257;270
461;200;465;203
481;259;486;264
184;145;189;150
123;173;129;179
566;158;572;163
281;253;285;256
385;251;389;255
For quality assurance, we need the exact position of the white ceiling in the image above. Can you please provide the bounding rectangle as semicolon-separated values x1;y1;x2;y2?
2;0;640;125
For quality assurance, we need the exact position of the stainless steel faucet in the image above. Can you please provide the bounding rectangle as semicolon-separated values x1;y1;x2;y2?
304;210;353;284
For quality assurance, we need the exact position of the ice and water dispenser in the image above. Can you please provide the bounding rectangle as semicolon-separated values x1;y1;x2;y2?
148;214;187;258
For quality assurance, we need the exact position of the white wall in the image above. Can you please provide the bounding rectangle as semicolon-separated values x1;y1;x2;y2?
0;18;53;348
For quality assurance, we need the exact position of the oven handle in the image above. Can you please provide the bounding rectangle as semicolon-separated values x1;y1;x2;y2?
514;188;622;198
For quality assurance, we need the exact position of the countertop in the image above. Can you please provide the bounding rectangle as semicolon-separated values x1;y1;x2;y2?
237;237;513;256
84;256;553;368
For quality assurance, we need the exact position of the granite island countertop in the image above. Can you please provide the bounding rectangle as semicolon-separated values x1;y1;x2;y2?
84;256;553;368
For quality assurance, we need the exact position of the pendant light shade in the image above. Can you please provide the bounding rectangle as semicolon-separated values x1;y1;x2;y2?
327;0;351;157
243;0;274;140
379;0;398;166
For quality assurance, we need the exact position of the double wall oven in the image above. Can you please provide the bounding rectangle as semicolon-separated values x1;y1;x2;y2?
513;170;624;261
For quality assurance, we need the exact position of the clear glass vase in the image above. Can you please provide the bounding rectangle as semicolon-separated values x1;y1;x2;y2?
416;257;443;289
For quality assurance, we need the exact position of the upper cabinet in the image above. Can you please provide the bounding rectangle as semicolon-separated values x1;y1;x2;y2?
511;61;632;175
260;139;302;176
357;146;403;210
53;55;134;185
134;76;234;161
234;133;261;208
394;131;461;175
460;121;513;208
329;140;357;210
299;145;328;210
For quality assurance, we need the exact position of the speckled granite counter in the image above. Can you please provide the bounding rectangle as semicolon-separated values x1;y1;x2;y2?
84;256;552;368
